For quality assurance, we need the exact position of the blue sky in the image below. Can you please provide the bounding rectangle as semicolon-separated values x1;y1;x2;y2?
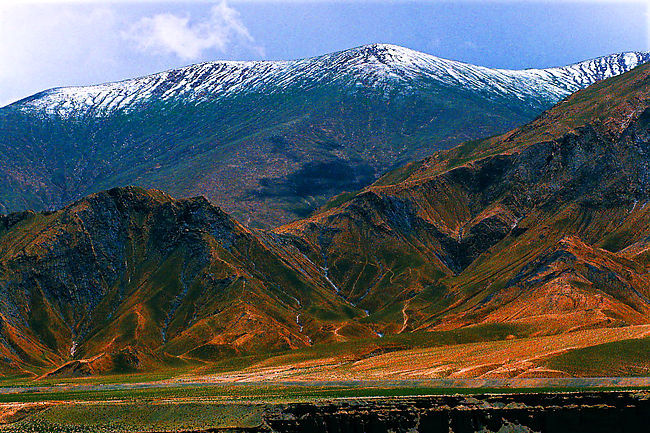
0;1;648;106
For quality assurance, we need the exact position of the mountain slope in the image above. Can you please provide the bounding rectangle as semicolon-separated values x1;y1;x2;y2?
2;44;648;227
0;186;374;374
278;60;650;336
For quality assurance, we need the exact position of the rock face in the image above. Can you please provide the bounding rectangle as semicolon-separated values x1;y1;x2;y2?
1;45;648;227
262;392;650;433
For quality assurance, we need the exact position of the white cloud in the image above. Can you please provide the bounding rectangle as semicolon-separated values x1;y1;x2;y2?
0;1;264;106
123;1;263;61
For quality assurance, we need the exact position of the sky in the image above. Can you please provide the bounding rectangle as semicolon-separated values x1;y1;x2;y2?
0;0;648;107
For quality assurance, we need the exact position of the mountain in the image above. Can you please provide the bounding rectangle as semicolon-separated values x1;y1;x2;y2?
15;45;646;117
279;59;650;337
0;186;374;375
3;60;650;378
2;44;649;227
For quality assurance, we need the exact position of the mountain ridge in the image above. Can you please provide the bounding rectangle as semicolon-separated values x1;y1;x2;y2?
277;61;650;333
9;44;650;118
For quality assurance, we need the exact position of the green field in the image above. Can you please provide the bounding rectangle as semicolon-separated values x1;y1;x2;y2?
3;383;650;433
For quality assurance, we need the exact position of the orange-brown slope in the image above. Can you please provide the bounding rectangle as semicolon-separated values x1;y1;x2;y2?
277;61;650;337
0;187;374;375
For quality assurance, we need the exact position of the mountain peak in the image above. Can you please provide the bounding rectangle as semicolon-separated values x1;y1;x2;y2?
344;43;420;58
8;45;650;118
326;43;444;72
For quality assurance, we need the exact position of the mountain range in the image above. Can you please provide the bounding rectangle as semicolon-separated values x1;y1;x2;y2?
2;44;649;227
2;54;650;378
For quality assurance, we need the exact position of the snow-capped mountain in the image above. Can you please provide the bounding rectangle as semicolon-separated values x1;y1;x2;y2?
12;44;650;118
2;44;649;227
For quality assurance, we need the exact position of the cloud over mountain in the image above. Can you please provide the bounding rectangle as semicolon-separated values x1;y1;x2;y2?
123;1;263;61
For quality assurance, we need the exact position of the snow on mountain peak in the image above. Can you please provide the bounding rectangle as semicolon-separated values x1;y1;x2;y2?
8;44;650;118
